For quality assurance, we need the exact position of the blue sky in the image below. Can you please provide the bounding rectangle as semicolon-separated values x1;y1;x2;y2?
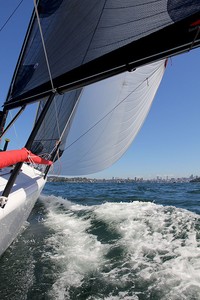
0;1;200;179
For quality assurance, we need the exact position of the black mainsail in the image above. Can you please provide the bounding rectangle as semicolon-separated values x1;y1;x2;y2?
3;0;200;110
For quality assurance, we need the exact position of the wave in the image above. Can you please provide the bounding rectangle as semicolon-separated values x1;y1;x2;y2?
38;195;200;300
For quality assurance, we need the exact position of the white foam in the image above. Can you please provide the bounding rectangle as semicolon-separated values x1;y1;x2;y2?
39;196;200;299
94;201;200;299
39;195;109;299
104;292;139;300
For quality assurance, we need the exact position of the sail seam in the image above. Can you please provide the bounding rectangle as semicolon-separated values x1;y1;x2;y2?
81;0;107;64
91;19;170;50
99;11;168;29
105;0;163;10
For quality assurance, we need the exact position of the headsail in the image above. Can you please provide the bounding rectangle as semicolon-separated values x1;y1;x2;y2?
4;0;200;109
53;60;166;175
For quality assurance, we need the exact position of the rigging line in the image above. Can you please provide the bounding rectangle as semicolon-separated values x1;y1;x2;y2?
33;0;55;91
60;90;82;141
0;0;24;33
51;90;83;159
189;26;200;51
8;111;20;148
64;63;163;152
4;87;53;108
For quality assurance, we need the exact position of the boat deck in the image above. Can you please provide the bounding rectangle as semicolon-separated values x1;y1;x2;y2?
0;164;44;195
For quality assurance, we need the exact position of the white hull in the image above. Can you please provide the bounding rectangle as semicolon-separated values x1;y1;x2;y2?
0;163;46;256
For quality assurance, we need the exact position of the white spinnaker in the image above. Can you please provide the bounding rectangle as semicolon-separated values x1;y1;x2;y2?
58;60;166;175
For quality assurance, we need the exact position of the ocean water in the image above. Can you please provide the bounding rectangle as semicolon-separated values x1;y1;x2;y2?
0;181;200;300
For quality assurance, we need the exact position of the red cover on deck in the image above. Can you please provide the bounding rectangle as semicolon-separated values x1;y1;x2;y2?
0;147;53;169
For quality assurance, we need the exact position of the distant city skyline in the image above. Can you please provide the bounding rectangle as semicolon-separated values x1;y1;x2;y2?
0;1;200;180
48;173;198;184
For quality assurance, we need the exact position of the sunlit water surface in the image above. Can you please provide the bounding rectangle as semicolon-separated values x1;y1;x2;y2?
0;182;200;300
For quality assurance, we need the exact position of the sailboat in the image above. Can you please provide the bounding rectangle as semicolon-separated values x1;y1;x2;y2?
0;1;199;256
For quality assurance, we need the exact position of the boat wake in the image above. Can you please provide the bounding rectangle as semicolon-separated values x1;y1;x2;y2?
37;195;200;300
0;194;199;299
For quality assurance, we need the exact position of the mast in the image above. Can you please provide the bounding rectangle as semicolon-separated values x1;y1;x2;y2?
1;92;56;198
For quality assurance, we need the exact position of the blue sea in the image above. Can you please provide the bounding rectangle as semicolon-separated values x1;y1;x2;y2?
0;181;200;300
